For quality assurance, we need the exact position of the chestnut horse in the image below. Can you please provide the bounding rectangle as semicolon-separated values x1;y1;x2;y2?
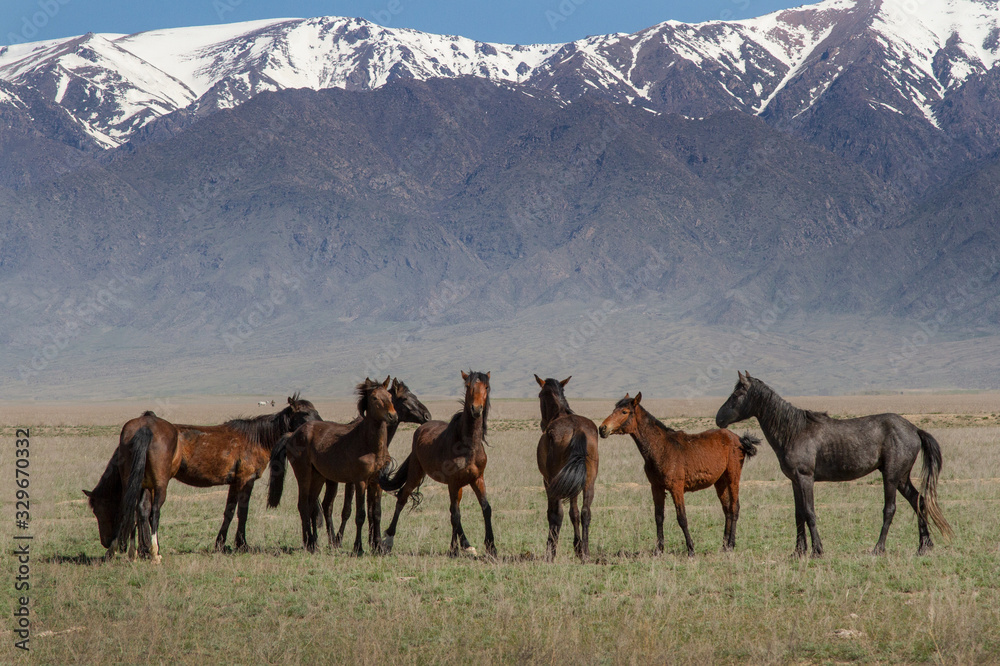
379;371;496;557
599;392;758;556
318;378;431;548
267;378;398;554
716;371;953;556
534;374;599;562
85;394;320;561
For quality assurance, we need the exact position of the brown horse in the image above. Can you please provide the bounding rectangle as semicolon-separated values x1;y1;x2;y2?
268;378;398;554
379;370;496;557
318;378;431;548
599;392;759;556
85;395;320;561
534;374;599;562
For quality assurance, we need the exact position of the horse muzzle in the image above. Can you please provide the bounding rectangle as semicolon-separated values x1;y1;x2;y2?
598;425;610;438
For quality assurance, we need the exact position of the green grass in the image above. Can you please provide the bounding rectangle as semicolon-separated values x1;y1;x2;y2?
4;423;999;664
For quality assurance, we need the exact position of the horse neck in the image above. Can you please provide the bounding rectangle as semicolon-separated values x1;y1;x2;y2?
460;407;486;452
629;406;665;460
748;382;806;452
360;414;391;454
386;421;400;445
539;398;568;430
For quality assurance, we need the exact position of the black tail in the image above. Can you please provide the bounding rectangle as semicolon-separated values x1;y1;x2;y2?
378;455;410;493
116;426;152;551
548;431;589;500
739;433;760;459
917;429;954;540
267;433;291;508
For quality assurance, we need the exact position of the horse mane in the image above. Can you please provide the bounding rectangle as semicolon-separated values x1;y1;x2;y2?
635;402;676;434
356;379;382;417
746;378;819;439
224;410;291;450
89;452;123;506
540;378;574;424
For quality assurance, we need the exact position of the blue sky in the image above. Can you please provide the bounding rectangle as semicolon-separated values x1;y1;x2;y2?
3;0;811;46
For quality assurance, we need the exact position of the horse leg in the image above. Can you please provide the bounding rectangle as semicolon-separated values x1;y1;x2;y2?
669;487;696;557
447;484;470;557
580;481;594;563
471;476;496;558
149;482;168;564
715;478;736;552
367;483;383;552
297;472;318;552
352;482;367;556
795;472;823;557
381;460;426;554
791;479;808;556
651;483;666;555
568;494;582;558
338;484;353;547
215;483;240;551
544;491;563;562
136;490;153;558
322;481;339;547
899;477;933;554
233;479;255;552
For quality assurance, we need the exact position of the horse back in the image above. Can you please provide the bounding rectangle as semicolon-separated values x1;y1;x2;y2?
118;413;181;483
797;413;918;481
539;414;598;472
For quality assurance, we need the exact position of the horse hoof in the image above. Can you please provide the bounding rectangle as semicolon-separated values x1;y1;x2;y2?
463;547;478;557
152;555;163;565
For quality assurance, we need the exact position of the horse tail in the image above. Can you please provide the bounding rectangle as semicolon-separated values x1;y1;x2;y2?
116;426;152;550
548;431;589;500
378;455;410;493
917;429;954;540
267;433;291;508
738;433;760;459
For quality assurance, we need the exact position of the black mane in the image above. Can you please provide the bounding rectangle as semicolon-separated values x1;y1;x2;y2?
88;451;123;506
224;409;293;450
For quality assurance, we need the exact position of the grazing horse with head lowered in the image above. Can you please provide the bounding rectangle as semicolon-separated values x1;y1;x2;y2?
268;378;398;555
85;394;320;561
534;374;599;562
379;370;496;557
715;371;953;556
599;392;758;556
318;378;431;549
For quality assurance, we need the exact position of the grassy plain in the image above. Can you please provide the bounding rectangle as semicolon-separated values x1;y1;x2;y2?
2;395;999;664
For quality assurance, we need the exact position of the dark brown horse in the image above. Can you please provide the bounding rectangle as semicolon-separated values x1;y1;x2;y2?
318;378;431;548
716;371;953;556
268;378;398;554
534;374;599;562
379;371;496;557
85;394;320;561
599;392;758;556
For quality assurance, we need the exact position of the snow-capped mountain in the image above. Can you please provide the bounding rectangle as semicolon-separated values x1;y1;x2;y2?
1;0;999;157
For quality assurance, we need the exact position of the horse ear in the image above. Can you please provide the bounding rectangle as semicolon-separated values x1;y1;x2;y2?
744;370;752;380
383;375;391;388
633;392;642;406
623;393;631;402
739;372;750;388
486;371;490;379
560;376;571;387
82;489;92;498
461;370;469;382
534;374;544;387
391;377;399;389
288;396;294;406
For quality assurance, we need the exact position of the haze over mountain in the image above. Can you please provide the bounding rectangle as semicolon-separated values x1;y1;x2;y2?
1;0;998;400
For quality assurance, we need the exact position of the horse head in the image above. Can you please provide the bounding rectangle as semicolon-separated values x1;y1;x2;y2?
599;392;642;438
391;378;431;424
715;371;754;428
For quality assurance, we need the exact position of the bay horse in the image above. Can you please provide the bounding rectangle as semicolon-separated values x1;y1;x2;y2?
599;392;759;556
318;378;431;548
84;394;320;561
267;378;398;555
534;374;599;562
379;370;496;558
715;371;954;557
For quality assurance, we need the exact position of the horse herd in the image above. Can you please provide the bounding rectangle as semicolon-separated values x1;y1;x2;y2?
85;370;953;564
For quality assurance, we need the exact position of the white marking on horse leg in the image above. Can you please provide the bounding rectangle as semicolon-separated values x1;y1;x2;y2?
151;533;162;564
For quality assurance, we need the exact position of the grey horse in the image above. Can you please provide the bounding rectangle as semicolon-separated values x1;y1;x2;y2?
715;372;953;557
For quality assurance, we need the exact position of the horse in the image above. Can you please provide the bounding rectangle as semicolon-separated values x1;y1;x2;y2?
534;374;599;562
318;378;431;549
599;392;759;556
379;370;496;558
715;371;953;557
84;394;321;561
267;378;398;555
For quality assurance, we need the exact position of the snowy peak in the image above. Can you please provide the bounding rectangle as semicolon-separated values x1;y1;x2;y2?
2;0;1000;148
